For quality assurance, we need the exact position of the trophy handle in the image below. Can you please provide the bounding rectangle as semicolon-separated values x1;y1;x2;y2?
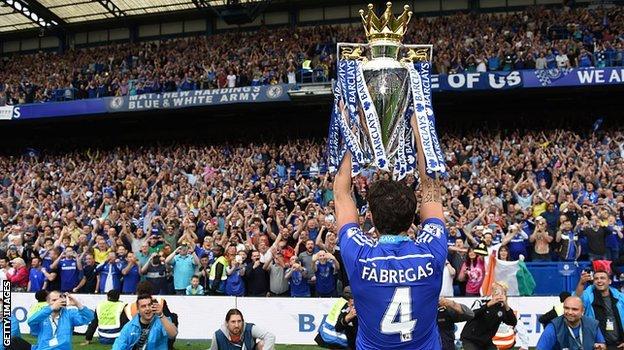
337;43;433;62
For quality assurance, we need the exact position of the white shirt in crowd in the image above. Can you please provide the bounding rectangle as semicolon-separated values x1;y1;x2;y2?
287;71;297;84
476;59;487;72
226;74;237;88
440;262;455;297
556;54;570;68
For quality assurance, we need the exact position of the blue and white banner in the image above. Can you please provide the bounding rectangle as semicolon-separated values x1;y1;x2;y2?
523;67;624;88
430;67;624;91
2;84;292;120
431;71;523;91
106;85;290;113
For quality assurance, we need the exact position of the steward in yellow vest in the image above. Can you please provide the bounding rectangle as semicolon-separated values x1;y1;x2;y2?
209;245;228;295
83;290;128;345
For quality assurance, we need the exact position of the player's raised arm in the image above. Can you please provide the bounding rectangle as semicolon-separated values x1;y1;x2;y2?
410;118;444;222
333;152;358;230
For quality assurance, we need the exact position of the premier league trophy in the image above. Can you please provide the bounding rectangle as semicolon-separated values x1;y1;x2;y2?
328;2;446;180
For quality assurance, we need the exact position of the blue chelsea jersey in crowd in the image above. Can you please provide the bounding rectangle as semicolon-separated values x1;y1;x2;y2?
338;217;448;350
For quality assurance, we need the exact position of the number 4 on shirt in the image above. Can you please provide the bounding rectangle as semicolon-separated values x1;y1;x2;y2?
380;287;416;342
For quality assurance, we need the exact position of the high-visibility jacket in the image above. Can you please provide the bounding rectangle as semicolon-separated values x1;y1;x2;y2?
209;256;228;294
318;297;349;348
96;300;126;340
27;301;48;336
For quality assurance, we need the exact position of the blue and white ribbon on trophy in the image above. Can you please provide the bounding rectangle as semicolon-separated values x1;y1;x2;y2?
328;58;447;180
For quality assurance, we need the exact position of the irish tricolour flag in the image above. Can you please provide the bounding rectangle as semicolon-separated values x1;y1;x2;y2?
481;253;536;296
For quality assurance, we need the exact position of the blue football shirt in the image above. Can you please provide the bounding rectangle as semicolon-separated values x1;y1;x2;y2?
339;217;448;350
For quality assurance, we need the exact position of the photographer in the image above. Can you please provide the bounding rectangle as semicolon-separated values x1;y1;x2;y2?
575;269;624;348
123;281;179;350
113;294;178;350
27;291;94;350
460;281;517;350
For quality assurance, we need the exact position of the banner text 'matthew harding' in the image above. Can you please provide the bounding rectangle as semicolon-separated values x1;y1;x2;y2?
2;280;10;347
127;87;263;110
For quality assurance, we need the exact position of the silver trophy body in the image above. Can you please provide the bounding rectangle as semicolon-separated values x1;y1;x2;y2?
337;42;433;170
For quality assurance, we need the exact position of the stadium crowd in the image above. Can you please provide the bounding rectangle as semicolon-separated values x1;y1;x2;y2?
0;4;623;104
0;125;622;299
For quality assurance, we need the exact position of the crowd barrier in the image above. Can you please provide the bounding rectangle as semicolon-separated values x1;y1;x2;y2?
526;261;591;295
10;293;558;346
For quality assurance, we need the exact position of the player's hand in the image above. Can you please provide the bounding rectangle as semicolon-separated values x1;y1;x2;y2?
594;343;606;350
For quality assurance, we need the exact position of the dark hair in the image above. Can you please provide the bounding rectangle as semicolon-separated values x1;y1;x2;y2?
367;180;416;235
136;294;153;303
107;289;120;302
35;290;49;302
497;245;509;260
559;291;571;303
225;308;244;322
136;281;155;295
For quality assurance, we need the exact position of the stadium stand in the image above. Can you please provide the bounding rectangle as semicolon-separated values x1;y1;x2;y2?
2;0;624;348
0;5;623;104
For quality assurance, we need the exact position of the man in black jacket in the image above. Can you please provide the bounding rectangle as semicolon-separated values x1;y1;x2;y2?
460;282;517;350
438;297;474;350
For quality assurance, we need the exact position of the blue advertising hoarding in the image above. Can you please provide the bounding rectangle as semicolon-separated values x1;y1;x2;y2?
1;68;623;121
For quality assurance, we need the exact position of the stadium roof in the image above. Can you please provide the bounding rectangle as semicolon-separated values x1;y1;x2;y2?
0;0;268;33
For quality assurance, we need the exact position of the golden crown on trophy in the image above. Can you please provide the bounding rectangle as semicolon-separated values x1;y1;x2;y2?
359;2;413;43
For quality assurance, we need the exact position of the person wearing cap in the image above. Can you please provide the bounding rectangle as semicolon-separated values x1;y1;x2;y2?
6;257;28;291
530;216;554;262
165;242;199;295
82;289;129;345
315;287;355;349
